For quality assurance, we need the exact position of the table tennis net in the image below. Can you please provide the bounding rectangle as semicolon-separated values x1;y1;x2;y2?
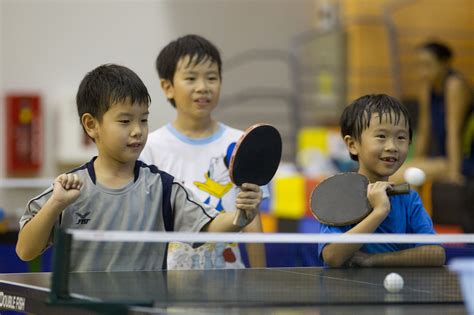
52;230;474;309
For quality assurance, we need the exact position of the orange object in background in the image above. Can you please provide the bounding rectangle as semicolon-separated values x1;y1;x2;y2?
434;224;464;234
304;175;328;218
5;95;42;175
260;213;277;233
0;208;8;234
419;180;433;217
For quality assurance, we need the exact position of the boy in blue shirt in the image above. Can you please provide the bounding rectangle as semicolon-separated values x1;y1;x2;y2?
319;94;445;268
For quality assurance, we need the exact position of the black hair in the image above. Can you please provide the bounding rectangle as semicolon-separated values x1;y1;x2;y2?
76;64;151;122
340;94;413;161
156;34;222;107
420;41;453;62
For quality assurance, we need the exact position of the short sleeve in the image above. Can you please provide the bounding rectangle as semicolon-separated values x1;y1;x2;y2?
407;191;436;235
407;191;437;249
19;187;53;230
171;182;219;232
317;224;351;262
19;187;56;249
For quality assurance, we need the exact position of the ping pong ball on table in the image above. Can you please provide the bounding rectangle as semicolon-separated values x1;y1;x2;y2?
384;273;404;293
403;167;426;186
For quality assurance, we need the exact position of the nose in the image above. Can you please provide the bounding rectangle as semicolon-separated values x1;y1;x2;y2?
384;138;397;152
195;79;209;93
131;122;144;138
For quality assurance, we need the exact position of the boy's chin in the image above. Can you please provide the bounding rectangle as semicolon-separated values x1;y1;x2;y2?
364;168;397;181
115;153;142;164
380;162;404;175
377;170;398;181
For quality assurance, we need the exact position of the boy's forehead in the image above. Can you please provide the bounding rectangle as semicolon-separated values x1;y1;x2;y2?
368;111;408;129
109;99;149;111
176;55;218;71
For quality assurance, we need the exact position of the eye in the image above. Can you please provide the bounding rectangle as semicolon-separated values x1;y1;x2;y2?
141;119;148;123
118;120;130;124
376;134;386;139
208;76;218;81
398;135;407;140
185;77;195;81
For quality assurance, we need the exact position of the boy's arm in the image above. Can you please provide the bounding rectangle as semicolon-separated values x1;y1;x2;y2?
243;213;266;268
445;77;470;183
322;182;392;268
415;84;430;157
349;189;445;267
348;245;445;267
202;183;262;232
202;212;242;232
16;174;82;261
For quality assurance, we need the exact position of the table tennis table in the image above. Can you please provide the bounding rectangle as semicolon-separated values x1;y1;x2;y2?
0;266;468;315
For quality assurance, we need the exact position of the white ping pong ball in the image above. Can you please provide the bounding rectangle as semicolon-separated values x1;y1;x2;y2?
403;167;426;186
384;272;404;293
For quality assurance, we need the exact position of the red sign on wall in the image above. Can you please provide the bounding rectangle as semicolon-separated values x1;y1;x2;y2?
6;95;43;175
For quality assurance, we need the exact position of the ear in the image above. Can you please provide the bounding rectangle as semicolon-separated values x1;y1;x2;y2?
81;113;98;140
343;135;359;158
160;79;174;100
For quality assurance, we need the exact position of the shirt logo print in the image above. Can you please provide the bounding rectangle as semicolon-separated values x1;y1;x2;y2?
75;212;91;225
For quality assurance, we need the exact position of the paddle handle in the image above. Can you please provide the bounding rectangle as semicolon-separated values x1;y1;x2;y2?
387;183;410;195
233;209;249;227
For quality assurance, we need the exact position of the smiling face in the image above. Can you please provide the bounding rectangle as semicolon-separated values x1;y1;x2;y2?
346;111;410;182
85;100;149;165
161;55;221;120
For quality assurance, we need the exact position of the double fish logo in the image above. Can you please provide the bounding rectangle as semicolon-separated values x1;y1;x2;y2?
75;212;91;225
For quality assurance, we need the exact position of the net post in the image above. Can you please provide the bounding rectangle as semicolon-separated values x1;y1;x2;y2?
47;228;152;314
49;227;72;302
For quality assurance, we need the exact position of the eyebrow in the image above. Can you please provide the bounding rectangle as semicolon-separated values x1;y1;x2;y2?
182;69;218;75
372;127;409;133
116;111;149;117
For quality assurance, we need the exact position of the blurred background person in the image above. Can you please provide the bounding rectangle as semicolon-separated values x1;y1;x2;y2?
393;41;473;185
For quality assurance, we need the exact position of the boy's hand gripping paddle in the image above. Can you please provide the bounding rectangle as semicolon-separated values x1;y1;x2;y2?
310;173;410;226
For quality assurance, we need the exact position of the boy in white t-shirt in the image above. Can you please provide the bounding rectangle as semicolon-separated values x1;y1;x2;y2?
141;34;267;269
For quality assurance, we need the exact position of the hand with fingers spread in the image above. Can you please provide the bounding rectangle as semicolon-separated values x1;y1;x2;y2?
51;173;83;210
235;183;263;224
367;181;393;219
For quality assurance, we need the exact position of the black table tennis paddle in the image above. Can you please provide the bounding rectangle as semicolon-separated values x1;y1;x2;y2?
310;173;410;226
229;124;282;226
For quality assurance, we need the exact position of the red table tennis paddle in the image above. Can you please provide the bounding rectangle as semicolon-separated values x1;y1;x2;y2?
310;173;410;226
229;124;282;226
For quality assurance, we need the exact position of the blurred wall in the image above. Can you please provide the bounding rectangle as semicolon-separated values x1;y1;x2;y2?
338;0;474;100
0;0;315;178
388;0;474;99
337;0;397;101
0;0;174;178
0;2;3;179
0;0;315;220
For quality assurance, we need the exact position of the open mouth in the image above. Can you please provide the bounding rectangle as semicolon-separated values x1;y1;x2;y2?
380;157;397;163
194;98;211;105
